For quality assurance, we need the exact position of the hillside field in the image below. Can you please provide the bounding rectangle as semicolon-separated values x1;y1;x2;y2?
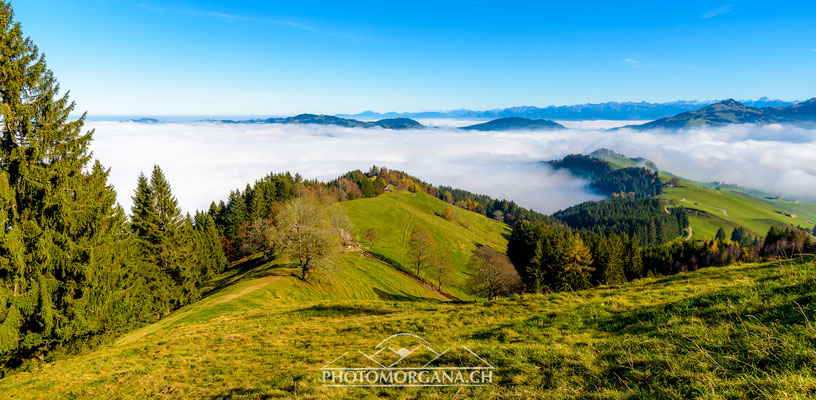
660;177;816;240
592;148;816;241
335;191;510;299
1;247;814;398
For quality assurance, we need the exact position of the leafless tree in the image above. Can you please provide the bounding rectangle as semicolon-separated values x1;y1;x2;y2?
466;247;522;300
407;225;436;277
273;197;339;281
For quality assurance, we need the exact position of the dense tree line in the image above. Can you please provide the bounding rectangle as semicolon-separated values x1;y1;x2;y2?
207;172;303;259
508;220;812;294
507;222;643;292
553;198;688;246
761;226;812;258
435;185;551;223
0;5;227;373
549;154;663;198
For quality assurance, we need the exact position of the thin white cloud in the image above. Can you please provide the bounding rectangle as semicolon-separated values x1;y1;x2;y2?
136;3;316;33
86;121;816;216
701;4;733;19
623;58;639;64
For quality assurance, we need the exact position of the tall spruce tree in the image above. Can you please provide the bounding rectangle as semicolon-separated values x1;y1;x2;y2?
715;227;727;241
193;211;228;279
130;165;201;312
0;2;142;365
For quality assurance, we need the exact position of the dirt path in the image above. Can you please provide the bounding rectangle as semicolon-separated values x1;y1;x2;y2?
679;198;728;217
214;275;283;304
685;226;693;241
361;250;459;302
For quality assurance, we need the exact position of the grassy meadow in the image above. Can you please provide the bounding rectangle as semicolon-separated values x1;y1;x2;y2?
2;249;815;398
660;177;816;240
336;191;510;299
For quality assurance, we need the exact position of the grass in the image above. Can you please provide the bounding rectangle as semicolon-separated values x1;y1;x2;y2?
335;191;510;299
2;251;816;398
660;177;816;240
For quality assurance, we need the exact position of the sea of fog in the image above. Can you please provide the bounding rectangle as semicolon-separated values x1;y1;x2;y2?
87;120;816;214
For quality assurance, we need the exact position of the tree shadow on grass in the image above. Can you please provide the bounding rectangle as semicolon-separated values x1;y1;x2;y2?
593;275;815;337
209;388;270;399
202;255;293;299
372;287;444;302
289;303;395;318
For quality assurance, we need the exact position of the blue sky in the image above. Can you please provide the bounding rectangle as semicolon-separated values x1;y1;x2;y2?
10;0;816;116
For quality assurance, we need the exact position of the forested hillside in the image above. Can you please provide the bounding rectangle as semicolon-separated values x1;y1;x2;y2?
554;198;688;246
548;154;663;197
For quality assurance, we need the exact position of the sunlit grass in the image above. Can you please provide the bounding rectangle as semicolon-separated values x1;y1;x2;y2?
336;191;510;299
2;252;815;398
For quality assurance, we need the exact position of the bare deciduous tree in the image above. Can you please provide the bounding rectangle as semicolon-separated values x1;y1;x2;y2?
240;217;275;257
273;197;339;281
429;246;455;291
363;227;380;246
407;225;435;277
466;247;522;300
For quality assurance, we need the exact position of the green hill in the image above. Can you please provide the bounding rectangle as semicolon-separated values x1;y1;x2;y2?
582;148;816;241
2;252;814;398
335;191;511;299
589;148;658;171
659;176;816;239
212;114;425;130
459;117;565;131
625;98;816;130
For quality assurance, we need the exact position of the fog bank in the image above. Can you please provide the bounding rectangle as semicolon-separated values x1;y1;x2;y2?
86;121;816;215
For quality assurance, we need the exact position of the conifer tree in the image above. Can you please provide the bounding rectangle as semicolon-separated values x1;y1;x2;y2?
0;2;140;364
130;173;159;252
560;234;594;290
715;227;727;241
193;211;229;278
130;165;200;312
622;235;643;280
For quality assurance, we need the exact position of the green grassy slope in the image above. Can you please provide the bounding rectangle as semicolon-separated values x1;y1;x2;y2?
2;254;815;398
660;177;816;240
590;148;816;240
335;191;510;299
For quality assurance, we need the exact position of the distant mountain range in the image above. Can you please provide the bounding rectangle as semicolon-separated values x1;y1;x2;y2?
338;97;797;121
624;98;816;130
459;117;564;131
122;97;816;131
208;114;424;130
125;118;160;124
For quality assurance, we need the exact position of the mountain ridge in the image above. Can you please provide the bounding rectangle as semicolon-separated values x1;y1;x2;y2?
337;98;797;121
459;117;565;131
205;114;425;130
623;98;816;130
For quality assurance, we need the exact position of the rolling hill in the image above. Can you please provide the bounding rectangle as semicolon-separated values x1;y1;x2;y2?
2;250;814;398
587;147;816;240
335;191;510;299
588;148;658;171
210;114;425;130
459;117;565;131
660;179;816;239
625;98;816;130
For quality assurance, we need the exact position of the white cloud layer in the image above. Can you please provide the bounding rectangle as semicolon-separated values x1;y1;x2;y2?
86;121;816;215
